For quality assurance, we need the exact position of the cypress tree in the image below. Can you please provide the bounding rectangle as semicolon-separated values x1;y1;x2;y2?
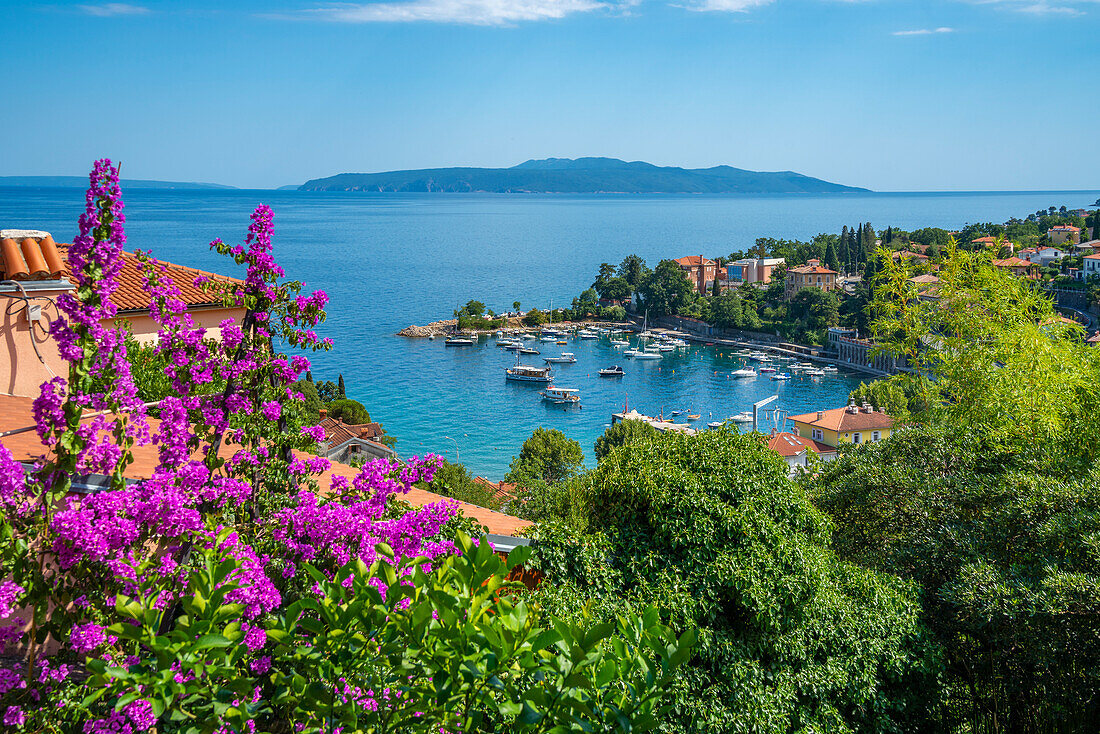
823;240;840;273
338;374;346;399
306;370;313;383
1093;211;1100;241
838;228;850;275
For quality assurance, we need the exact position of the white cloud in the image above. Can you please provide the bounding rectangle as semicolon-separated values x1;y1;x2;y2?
967;0;1093;15
78;3;151;16
892;26;955;35
676;0;774;12
1016;1;1083;14
304;0;631;25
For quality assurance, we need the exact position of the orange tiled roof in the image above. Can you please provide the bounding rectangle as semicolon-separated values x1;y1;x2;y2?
891;250;929;261
320;416;384;445
473;477;518;503
992;257;1033;268
1084;253;1100;261
767;431;836;458
0;395;530;537
908;274;941;284
788;264;838;275
673;256;714;267
789;404;896;432
1049;225;1080;232
0;230;242;313
971;236;998;244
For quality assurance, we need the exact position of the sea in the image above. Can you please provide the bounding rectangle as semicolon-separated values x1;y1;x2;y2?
3;187;1098;478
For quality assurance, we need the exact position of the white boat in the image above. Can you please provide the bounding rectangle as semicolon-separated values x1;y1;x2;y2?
445;337;474;346
667;339;689;347
657;344;675;352
544;352;577;364
540;336;557;342
494;330;503;338
598;365;625;377
518;347;540;355
731;368;757;378
630;351;662;360
806;369;826;377
759;366;777;374
611;340;630;347
521;333;537;340
506;365;552;383
707;420;726;429
578;330;599;339
771;373;792;381
730;411;753;423
540;386;580;404
498;339;520;348
822;366;839;373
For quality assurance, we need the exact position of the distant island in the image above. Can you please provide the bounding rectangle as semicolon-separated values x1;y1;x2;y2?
298;157;869;194
0;176;236;190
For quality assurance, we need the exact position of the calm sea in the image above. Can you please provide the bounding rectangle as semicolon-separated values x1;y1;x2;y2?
3;187;1097;477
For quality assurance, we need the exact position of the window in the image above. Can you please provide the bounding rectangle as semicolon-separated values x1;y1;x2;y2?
812;428;823;441
853;433;862;444
872;431;881;442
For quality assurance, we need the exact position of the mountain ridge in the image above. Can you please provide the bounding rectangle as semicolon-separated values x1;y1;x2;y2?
0;176;236;190
298;158;868;194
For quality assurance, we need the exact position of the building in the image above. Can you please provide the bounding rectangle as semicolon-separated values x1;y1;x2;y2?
473;477;518;506
0;229;245;398
317;411;394;462
728;257;785;285
891;250;930;264
1084;253;1100;279
827;327;905;372
992;257;1037;278
1018;246;1066;267
788;401;896;447
784;259;838;300
673;255;718;295
971;236;1002;249
1047;225;1081;245
767;431;837;475
907;273;942;300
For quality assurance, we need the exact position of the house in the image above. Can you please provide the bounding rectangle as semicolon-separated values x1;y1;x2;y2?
971;236;1002;249
908;273;942;300
1018;246;1066;267
1084;253;1100;279
473;477;518;506
0;229;245;398
788;401;896;447
317;410;394;462
729;257;785;285
673;255;718;295
1076;239;1100;255
784;259;838;300
992;257;1037;278
767;431;837;475
1087;332;1100;346
891;250;930;263
1048;225;1081;245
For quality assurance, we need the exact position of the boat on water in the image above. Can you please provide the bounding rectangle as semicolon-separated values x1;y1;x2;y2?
598;365;625;377
667;339;689;347
731;368;757;378
540;336;557;342
557;340;568;345
730;411;753;424
806;368;826;377
445;337;474;346
544;352;577;364
771;373;792;381
707;420;726;429
506;364;552;383
518;347;540;355
504;343;522;351
629;350;662;360
687;414;701;421
540;386;581;404
657;344;675;352
822;366;839;373
578;330;599;339
759;366;777;374
611;340;630;347
521;333;537;340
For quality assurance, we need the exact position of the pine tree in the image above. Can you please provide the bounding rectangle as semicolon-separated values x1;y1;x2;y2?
306;370;313;383
338;374;346;399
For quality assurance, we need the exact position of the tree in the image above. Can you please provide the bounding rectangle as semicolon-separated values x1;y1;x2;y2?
618;254;648;291
337;373;346;399
592;262;616;296
710;289;744;329
513;300;521;312
638;259;693;318
600;276;631;302
523;309;546;327
325;398;371;425
838;226;850;273
292;378;324;423
505;427;584;486
871;238;1100;466
316;379;340;402
455;300;485;319
811;427;1100;732
1092;211;1100;241
420;460;500;510
788;287;840;331
593;419;657;461
823;239;840;274
847;374;934;423
530;429;940;733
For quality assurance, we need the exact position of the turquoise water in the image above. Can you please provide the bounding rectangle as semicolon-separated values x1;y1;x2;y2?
3;188;1098;477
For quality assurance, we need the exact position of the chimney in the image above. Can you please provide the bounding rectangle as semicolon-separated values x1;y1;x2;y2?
319;408;328;419
816;411;824;421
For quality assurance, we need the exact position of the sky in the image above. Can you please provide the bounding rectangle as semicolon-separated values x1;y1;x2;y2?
1;0;1098;191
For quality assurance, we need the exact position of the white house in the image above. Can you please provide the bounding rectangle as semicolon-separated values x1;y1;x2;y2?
1083;253;1100;279
1018;246;1066;266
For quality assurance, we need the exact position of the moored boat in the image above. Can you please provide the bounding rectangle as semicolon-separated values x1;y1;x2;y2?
731;368;757;378
518;347;540;355
544;352;577;364
540;386;581;404
598;365;625;377
730;411;753;423
506;364;552;383
445;337;474;346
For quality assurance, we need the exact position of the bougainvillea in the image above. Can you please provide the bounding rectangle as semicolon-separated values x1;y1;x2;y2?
0;160;455;732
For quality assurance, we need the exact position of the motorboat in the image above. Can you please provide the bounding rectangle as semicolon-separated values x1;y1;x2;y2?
707;420;726;429
759;366;777;374
521;333;537;340
544;352;577;364
578;330;599;339
505;365;552;383
445;337;474;346
731;368;757;378
667;339;689;347
540;336;557;342
771;373;792;381
598;365;625;377
822;366;839;373
687;414;701;421
611;340;630;347
497;339;520;348
504;343;523;351
518;347;540;355
557;340;568;345
657;344;675;352
630;350;662;360
730;411;753;424
540;386;580;404
806;369;826;377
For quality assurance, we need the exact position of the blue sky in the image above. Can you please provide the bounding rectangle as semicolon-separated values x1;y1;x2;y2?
2;0;1098;190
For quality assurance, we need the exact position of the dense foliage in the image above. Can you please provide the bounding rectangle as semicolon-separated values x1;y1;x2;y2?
0;162;690;733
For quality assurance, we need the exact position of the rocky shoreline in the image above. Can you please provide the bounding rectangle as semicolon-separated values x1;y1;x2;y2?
397;317;626;337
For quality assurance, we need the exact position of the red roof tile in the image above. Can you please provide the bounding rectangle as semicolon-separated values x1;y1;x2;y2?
788;264;838;275
673;256;715;267
789;405;896;432
767;431;836;458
